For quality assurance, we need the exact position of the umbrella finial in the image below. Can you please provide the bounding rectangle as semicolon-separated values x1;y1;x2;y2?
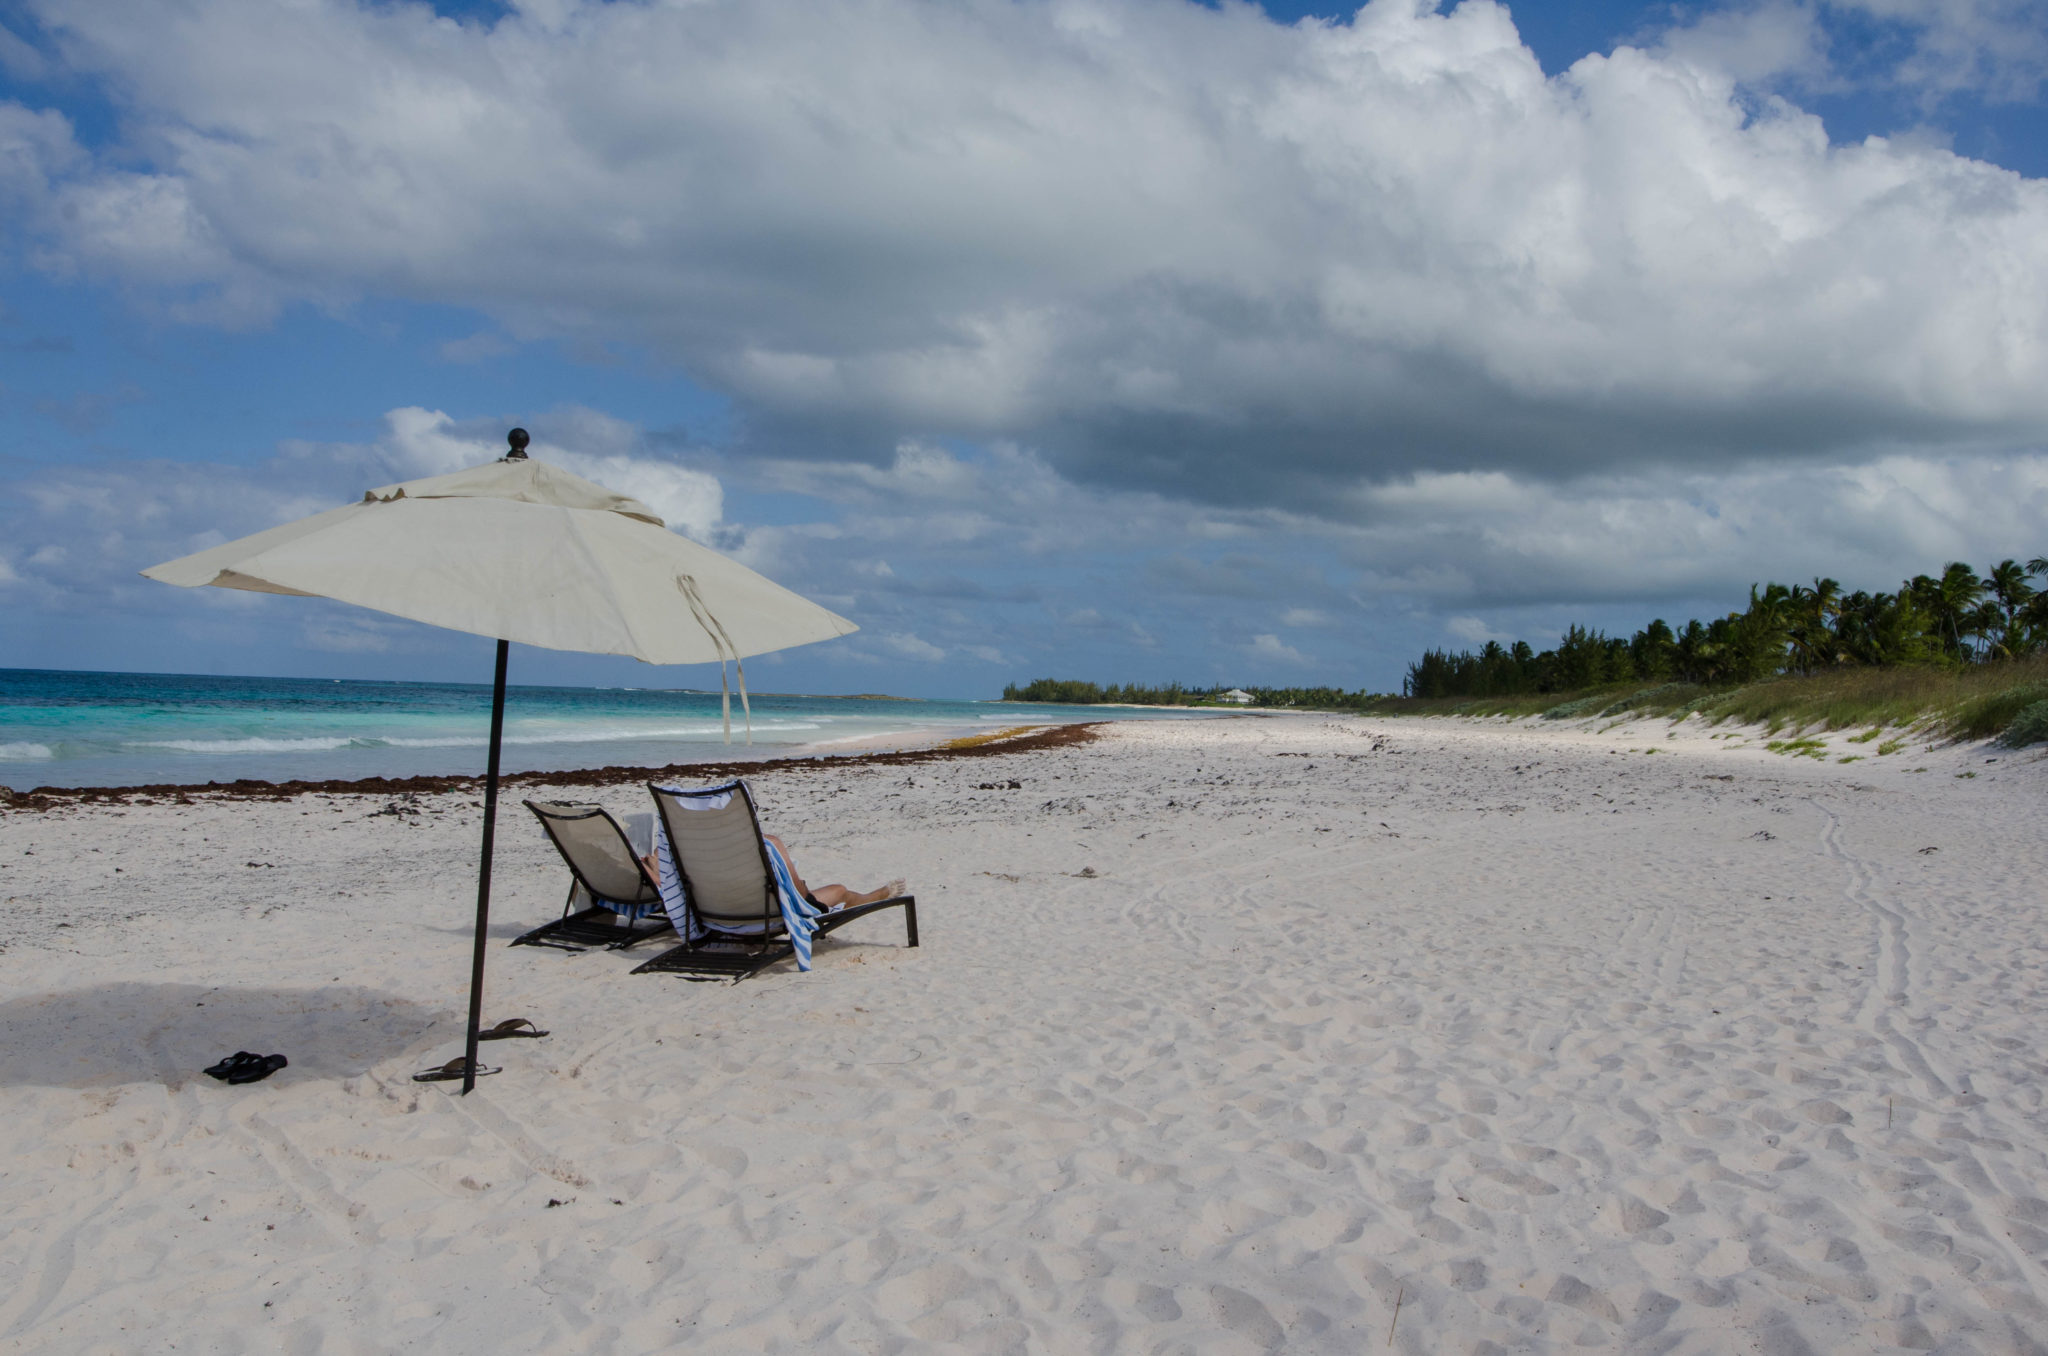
505;428;530;460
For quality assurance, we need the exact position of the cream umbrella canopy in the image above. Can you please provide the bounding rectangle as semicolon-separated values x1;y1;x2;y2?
144;430;857;1091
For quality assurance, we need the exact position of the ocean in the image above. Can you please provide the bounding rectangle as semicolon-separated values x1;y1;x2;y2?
0;669;1206;791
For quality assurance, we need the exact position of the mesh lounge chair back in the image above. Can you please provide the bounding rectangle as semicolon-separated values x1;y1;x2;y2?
526;801;662;911
650;782;780;933
635;779;920;979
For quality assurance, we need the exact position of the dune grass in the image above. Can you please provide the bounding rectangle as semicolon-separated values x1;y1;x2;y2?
1359;655;2048;745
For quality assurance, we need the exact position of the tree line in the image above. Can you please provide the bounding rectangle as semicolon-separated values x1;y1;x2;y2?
1002;679;1214;705
1404;557;2048;699
1000;678;1381;709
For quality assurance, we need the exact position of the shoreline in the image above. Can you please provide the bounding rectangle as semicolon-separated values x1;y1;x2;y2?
0;721;1106;810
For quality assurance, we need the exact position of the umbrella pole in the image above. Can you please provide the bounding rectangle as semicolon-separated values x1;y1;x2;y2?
462;639;511;1094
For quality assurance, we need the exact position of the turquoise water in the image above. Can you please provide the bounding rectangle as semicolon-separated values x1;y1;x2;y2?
0;669;1203;790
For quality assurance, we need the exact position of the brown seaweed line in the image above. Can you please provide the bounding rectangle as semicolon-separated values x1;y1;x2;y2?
0;723;1104;812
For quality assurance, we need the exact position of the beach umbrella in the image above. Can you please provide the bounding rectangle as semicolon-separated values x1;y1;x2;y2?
143;430;856;1091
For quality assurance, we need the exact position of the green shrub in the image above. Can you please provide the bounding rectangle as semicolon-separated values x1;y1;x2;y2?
1953;681;2048;741
1364;655;2048;742
1999;700;2048;748
1598;682;1696;717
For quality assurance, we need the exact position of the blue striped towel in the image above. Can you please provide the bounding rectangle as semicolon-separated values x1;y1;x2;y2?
652;782;821;970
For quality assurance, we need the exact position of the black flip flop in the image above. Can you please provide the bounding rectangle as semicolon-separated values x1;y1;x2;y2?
476;1018;549;1041
225;1053;288;1085
412;1057;501;1083
203;1052;265;1081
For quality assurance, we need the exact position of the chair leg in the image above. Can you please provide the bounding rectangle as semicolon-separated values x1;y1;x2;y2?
511;884;586;950
904;897;919;948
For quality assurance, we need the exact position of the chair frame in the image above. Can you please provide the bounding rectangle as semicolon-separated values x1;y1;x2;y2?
633;779;918;980
513;800;675;952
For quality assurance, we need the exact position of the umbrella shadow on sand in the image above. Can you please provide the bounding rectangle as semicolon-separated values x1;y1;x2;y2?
421;919;555;941
0;982;445;1089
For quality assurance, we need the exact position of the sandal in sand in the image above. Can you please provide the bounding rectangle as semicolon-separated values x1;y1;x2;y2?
205;1052;288;1084
203;1051;264;1080
476;1018;550;1041
412;1057;501;1083
226;1054;288;1085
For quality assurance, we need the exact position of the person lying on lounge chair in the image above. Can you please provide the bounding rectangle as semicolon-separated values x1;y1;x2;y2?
641;835;904;913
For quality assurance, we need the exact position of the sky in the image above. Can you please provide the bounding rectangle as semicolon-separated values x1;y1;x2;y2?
2;0;2046;699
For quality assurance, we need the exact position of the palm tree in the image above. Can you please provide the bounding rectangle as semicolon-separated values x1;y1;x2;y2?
1907;562;1988;663
1723;583;1793;681
2020;558;2048;652
1549;624;1615;690
1831;590;1938;667
1982;560;2037;660
1630;619;1677;680
1786;578;1841;674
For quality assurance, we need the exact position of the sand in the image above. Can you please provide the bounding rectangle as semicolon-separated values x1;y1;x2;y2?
2;712;2045;1353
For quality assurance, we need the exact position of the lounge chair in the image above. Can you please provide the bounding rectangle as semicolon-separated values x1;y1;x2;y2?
513;800;675;951
633;779;918;979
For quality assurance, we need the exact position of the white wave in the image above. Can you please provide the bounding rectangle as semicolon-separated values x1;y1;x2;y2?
132;737;362;754
386;722;825;748
0;742;55;760
122;720;831;757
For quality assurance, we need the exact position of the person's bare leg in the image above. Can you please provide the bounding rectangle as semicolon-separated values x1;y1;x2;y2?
765;834;903;911
811;881;906;909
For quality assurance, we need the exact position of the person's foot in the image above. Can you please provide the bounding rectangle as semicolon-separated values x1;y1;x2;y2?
883;878;907;899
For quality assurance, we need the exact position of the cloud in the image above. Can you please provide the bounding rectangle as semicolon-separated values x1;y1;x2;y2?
291;406;726;541
438;330;513;363
725;422;2048;675
0;21;48;82
0;101;78;203
1828;0;2048;105
1249;633;1310;664
879;631;946;662
8;392;2040;672
1342;449;2048;607
1444;614;1507;644
1657;3;1829;85
0;406;729;633
302;619;394;654
6;387;2043;692
5;460;337;618
1652;1;2048;108
6;0;2045;517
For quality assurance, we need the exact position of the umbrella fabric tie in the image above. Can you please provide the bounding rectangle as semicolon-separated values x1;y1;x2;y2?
677;574;753;745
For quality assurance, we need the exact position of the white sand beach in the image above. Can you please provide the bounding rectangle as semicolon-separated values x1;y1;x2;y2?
3;712;2046;1353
